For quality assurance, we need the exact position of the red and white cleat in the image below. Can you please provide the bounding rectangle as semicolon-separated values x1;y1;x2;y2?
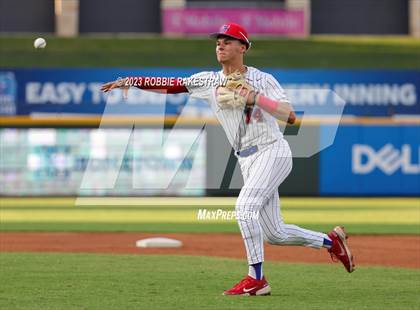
328;226;356;273
223;275;271;296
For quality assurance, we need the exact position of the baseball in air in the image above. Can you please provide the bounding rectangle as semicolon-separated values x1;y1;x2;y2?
34;38;47;49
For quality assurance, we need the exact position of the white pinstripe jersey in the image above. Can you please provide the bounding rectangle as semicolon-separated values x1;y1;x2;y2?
186;66;290;151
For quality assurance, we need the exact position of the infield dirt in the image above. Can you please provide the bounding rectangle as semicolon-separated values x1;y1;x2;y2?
1;232;418;269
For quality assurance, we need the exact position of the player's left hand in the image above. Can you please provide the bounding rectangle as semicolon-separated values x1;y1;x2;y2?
216;87;246;109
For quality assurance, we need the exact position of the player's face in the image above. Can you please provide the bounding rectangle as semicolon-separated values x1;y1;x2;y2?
216;37;246;64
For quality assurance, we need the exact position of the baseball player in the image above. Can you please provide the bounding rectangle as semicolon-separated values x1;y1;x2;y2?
101;22;355;296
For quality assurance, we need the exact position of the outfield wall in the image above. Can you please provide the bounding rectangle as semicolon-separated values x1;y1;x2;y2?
0;68;419;196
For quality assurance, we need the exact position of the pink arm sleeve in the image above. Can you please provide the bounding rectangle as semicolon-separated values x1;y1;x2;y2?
255;93;296;124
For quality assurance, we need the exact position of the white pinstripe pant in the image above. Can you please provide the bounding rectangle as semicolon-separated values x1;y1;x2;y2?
236;139;325;265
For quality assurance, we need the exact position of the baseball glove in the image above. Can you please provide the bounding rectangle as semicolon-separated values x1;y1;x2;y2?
216;71;254;110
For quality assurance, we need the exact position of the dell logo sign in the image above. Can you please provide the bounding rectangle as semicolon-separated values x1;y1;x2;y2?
352;144;420;175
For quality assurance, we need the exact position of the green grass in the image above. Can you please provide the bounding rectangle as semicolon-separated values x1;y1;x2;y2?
0;253;419;310
1;36;419;68
1;197;418;234
1;222;419;235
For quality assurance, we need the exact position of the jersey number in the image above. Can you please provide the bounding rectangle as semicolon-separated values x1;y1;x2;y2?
246;107;264;124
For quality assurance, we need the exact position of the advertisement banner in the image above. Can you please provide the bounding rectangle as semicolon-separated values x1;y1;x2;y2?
320;125;420;195
0;68;419;117
273;70;420;116
162;8;305;36
0;68;207;117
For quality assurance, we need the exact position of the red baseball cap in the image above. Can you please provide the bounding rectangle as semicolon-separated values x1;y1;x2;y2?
210;22;251;50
